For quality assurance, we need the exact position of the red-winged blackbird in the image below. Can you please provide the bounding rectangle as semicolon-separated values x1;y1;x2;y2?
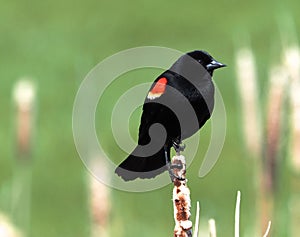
115;50;226;181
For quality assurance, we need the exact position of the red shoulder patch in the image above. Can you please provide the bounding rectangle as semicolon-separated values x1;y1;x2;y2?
151;77;167;93
147;77;167;100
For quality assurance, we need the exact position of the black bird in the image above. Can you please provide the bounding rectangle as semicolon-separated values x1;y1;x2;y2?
115;50;226;181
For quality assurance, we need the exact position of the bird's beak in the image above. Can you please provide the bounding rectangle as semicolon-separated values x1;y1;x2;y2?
206;60;226;71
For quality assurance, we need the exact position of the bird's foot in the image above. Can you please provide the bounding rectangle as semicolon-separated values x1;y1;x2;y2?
164;147;185;182
164;147;173;182
165;144;185;182
172;140;186;154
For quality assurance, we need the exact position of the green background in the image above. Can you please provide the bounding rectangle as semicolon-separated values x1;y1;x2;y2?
1;0;299;236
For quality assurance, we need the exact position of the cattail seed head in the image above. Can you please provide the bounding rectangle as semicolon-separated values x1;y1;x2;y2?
235;48;262;157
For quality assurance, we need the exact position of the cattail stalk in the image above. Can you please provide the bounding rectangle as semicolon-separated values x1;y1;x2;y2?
283;46;300;237
13;80;35;158
283;46;300;171
89;159;111;237
262;65;288;236
0;213;23;237
172;155;192;237
235;48;262;157
236;48;270;236
208;219;217;237
234;191;241;237
11;79;36;236
192;202;200;237
262;221;272;237
265;66;288;191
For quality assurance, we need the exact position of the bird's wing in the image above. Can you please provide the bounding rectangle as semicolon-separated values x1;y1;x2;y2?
137;74;173;145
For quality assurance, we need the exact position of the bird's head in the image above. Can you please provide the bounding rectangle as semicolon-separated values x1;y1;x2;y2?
187;50;226;76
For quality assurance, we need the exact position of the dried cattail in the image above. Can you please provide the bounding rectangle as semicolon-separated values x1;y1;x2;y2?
89;158;111;237
235;48;262;157
257;65;288;236
208;219;217;237
283;46;300;171
0;213;23;237
172;155;192;237
12;79;36;158
265;66;288;191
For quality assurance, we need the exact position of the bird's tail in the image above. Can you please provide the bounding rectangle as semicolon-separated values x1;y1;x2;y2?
115;146;168;181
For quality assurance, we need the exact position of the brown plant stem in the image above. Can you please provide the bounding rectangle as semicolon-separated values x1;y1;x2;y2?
171;155;192;237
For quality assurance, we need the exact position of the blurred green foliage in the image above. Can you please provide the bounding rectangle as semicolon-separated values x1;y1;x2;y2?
0;0;299;236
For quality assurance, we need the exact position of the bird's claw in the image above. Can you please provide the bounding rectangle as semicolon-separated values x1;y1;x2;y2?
172;140;186;153
165;143;186;182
